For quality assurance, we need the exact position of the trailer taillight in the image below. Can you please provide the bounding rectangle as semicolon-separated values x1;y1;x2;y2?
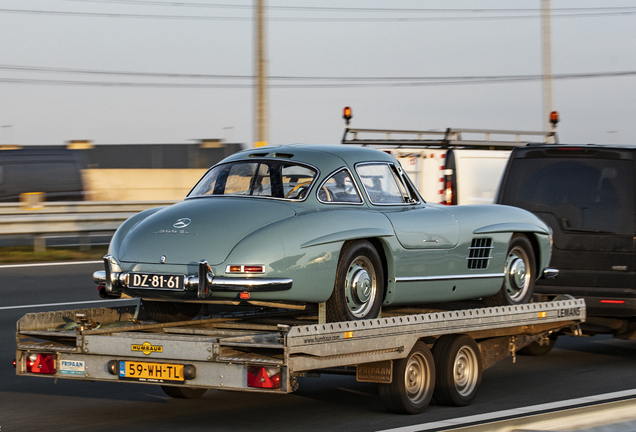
600;300;626;304
247;366;281;389
25;353;56;374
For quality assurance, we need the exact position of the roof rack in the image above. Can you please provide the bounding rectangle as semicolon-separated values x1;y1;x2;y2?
341;127;558;150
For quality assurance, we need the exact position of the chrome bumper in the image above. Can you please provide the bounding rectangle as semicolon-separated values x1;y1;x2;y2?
93;257;292;299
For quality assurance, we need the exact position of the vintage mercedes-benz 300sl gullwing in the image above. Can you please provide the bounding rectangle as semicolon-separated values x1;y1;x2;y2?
94;144;557;323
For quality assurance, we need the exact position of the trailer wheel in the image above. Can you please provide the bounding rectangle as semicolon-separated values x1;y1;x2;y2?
379;341;435;414
161;386;207;399
326;240;384;322
142;300;201;323
432;335;482;407
484;234;535;307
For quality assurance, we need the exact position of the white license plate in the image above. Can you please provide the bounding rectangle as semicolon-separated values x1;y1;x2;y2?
127;272;185;290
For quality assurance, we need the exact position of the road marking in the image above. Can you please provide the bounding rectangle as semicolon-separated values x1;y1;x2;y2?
0;298;136;311
0;260;102;269
378;388;636;432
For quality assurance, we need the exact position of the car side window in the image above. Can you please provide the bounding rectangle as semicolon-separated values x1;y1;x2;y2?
357;163;411;204
318;169;362;204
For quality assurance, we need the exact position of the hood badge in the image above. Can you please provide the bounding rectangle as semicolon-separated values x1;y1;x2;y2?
151;217;196;235
173;218;192;229
160;255;166;264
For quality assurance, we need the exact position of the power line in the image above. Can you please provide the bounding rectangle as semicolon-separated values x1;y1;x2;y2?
2;64;636;83
1;70;634;88
1;7;635;21
63;1;636;15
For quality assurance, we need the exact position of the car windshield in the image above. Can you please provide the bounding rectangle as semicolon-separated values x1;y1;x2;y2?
188;160;318;200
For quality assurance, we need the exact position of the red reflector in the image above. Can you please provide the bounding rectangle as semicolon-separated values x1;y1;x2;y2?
600;300;626;304
26;353;56;374
247;366;281;389
240;292;250;300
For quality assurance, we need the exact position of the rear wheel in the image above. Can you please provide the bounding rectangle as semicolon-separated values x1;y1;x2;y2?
142;300;201;323
161;386;207;399
326;240;384;322
432;335;482;407
484;234;536;307
379;341;435;414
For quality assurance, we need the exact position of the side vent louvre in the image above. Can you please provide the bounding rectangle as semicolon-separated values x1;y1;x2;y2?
467;238;493;269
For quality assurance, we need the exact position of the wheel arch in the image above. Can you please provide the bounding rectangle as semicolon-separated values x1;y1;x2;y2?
366;237;390;302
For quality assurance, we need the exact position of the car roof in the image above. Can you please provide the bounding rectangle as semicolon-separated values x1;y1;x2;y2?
523;143;636;150
224;144;397;170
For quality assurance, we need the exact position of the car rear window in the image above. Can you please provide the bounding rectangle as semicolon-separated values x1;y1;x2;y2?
501;157;635;234
188;160;318;200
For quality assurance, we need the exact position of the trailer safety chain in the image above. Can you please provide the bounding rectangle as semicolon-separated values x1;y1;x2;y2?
510;336;516;364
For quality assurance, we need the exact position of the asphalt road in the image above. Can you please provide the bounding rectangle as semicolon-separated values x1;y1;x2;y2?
2;261;636;432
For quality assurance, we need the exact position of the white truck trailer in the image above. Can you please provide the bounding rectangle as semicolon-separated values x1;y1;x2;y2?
15;298;584;414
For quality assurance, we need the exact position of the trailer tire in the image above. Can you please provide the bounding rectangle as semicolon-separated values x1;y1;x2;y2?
142;300;201;323
518;337;557;356
326;240;384;322
161;386;207;399
432;335;482;407
379;341;435;414
484;234;536;307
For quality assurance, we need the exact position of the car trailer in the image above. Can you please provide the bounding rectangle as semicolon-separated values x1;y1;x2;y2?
15;298;584;414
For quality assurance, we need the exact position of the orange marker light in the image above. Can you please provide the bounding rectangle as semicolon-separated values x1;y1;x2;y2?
550;111;559;126
343;106;352;125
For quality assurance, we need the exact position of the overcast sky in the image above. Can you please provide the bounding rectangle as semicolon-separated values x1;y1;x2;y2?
0;0;634;147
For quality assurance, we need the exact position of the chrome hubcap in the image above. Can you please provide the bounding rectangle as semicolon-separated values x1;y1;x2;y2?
504;246;531;302
345;256;377;318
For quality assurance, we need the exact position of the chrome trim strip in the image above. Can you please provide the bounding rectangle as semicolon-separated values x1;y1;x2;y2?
542;268;559;279
395;273;504;283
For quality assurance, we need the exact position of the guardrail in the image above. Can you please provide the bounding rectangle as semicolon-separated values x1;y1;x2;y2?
0;200;178;252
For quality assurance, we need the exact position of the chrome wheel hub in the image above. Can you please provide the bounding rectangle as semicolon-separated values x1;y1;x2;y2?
504;246;531;302
345;256;377;318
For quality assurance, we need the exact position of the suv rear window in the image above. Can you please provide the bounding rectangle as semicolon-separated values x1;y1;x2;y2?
501;157;634;234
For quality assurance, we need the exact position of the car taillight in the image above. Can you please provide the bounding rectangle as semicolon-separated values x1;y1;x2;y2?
247;366;281;389
25;353;56;374
226;265;265;274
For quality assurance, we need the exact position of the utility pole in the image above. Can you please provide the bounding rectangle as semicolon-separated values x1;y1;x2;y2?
541;0;555;141
254;0;268;147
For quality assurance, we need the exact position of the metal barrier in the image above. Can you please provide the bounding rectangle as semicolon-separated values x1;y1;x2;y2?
0;200;178;252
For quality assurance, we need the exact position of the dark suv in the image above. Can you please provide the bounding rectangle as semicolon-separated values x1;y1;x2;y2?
496;144;636;337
